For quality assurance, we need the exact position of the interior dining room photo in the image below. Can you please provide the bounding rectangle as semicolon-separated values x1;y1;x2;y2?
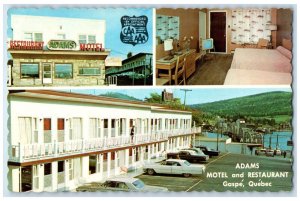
155;8;293;85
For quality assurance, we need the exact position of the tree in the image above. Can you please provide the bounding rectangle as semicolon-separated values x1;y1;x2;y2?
127;52;133;58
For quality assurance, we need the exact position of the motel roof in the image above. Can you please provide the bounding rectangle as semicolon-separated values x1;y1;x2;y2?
9;90;192;114
122;52;152;64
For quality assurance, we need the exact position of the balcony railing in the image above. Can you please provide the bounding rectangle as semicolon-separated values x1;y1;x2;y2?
8;127;201;163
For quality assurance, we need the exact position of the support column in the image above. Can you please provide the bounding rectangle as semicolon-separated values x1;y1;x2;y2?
51;161;58;192
9;166;20;192
107;152;111;177
81;156;89;179
64;160;69;190
125;149;129;167
99;154;104;180
38;164;44;192
52;117;58;143
108;119;112;138
100;119;104;139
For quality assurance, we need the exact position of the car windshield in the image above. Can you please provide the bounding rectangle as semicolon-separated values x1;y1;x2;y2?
132;179;145;189
184;161;191;166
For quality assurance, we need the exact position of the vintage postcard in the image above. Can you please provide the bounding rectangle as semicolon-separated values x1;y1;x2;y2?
6;7;153;87
3;4;295;197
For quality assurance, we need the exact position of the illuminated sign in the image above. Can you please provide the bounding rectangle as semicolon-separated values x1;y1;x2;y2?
9;41;44;50
47;40;77;50
80;43;104;52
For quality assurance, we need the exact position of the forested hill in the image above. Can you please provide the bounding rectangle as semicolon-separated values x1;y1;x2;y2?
190;91;292;117
99;92;141;101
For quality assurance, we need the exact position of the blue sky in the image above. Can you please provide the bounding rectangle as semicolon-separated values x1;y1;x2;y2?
69;87;292;105
7;7;153;59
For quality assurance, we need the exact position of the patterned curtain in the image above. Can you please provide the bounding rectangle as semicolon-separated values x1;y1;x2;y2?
231;9;272;44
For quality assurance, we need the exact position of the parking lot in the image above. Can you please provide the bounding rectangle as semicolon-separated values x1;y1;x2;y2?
137;153;293;192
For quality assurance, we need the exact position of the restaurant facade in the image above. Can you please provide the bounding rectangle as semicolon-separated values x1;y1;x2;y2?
8;15;110;87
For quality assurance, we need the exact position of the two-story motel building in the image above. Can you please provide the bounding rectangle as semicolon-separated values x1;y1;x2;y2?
8;90;200;192
8;15;110;87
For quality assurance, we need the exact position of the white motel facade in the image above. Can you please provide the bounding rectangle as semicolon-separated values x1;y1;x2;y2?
8;90;200;192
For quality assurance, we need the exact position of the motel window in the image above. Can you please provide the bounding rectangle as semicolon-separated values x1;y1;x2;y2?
24;33;33;41
58;161;64;172
44;118;51;130
57;118;65;130
55;64;73;79
79;35;87;44
21;63;39;78
34;33;43;42
88;35;96;43
79;67;101;75
104;119;108;128
44;163;52;175
79;35;96;44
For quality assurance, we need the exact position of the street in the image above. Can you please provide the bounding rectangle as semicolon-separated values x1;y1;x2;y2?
137;153;293;192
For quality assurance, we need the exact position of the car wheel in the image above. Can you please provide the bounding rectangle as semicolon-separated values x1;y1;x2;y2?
183;173;191;177
147;169;155;175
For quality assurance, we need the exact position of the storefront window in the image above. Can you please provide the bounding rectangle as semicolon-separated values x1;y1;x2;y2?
79;67;101;75
21;63;39;78
55;64;73;78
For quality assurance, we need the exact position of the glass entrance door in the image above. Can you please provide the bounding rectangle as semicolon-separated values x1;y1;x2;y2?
42;63;52;84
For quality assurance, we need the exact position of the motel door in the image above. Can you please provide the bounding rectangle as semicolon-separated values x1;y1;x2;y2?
42;63;53;84
210;11;227;53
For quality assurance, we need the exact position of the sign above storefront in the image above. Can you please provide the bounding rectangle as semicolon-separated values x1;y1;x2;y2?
9;41;44;50
80;43;104;52
9;40;107;52
47;40;77;50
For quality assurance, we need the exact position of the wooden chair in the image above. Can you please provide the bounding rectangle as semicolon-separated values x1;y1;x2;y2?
158;54;186;85
256;38;269;49
173;55;186;85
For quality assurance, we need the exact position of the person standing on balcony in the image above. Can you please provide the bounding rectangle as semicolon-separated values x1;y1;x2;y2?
130;126;135;143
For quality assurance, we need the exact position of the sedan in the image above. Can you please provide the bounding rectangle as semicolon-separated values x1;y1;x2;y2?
76;177;168;192
143;159;206;177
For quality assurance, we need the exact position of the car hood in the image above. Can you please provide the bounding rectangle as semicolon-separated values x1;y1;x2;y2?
142;185;168;192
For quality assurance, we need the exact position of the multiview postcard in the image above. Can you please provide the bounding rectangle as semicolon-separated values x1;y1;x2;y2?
3;5;295;196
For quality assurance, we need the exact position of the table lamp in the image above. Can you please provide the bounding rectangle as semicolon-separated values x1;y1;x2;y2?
164;39;174;59
266;24;277;48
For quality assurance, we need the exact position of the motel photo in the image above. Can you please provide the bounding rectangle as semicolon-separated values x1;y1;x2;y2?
7;90;198;192
155;8;292;85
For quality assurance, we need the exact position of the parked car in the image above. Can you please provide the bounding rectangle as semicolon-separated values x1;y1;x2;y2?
76;177;168;192
143;159;206;177
266;149;275;157
182;148;210;160
274;149;282;156
255;149;267;156
195;145;220;157
167;150;209;163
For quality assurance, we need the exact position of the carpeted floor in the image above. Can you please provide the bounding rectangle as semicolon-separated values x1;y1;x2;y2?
187;53;233;85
